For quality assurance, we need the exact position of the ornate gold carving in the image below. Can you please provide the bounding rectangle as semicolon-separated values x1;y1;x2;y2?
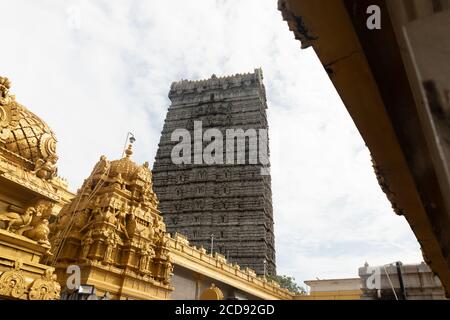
50;145;174;293
103;231;118;263
0;76;59;180
0;77;13;105
199;283;224;300
0;261;27;299
0;200;54;247
80;229;94;260
39;133;57;159
28;269;61;300
23;201;54;246
139;243;155;273
0;155;65;201
0;206;38;233
33;154;58;180
0;105;12;131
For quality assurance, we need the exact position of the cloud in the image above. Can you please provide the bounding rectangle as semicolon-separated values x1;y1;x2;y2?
0;0;422;285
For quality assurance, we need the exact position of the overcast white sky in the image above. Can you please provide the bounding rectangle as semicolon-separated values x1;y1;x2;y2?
0;0;423;286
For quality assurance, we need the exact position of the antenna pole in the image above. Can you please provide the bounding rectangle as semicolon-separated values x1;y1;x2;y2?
210;234;214;255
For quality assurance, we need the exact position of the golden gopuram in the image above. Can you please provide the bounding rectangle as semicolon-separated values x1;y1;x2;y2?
0;76;294;300
49;145;174;300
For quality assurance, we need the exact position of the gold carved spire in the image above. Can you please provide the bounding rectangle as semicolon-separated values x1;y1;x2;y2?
49;145;173;299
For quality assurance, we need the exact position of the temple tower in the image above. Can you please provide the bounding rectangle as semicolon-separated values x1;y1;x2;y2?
153;69;276;275
49;144;174;300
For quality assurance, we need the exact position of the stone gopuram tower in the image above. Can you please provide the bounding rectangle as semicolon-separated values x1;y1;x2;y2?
153;69;276;275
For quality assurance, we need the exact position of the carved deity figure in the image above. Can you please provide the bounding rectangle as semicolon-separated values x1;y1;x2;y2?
93;205;106;222
156;231;170;250
104;206;117;224
24;201;55;246
96;155;110;176
81;230;94;260
139;243;155;273
0;261;26;299
116;203;129;238
33;154;58;180
103;232;117;263
0;76;13;105
28;269;61;300
162;257;174;285
147;218;155;239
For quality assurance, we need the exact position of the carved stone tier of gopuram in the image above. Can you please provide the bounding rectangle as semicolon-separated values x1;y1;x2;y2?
49;145;174;300
153;69;276;275
0;76;72;300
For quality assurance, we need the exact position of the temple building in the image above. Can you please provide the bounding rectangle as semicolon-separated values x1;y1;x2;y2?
48;145;174;300
153;69;276;275
48;143;290;300
0;75;292;300
0;76;72;300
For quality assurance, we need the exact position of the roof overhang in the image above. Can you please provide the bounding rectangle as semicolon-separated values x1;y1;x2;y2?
279;0;450;297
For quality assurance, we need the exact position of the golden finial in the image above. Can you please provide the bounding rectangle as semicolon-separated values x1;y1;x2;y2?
121;132;136;158
125;144;133;158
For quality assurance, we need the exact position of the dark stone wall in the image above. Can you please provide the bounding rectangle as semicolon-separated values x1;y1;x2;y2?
153;70;276;275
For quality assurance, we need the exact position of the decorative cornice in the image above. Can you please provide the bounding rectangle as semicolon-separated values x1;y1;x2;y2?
0;155;62;201
278;0;318;49
0;256;60;300
169;69;264;97
372;157;404;216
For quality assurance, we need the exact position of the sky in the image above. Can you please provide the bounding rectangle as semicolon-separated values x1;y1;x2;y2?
0;0;423;287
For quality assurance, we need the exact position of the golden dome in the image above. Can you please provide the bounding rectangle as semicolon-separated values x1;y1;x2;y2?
0;76;58;177
109;145;139;181
100;144;152;184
